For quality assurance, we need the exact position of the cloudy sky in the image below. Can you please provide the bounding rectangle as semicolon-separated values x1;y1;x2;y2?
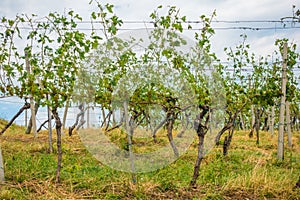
0;0;299;123
0;0;299;60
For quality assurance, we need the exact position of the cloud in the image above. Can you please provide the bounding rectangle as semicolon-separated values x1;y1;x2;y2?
0;0;298;60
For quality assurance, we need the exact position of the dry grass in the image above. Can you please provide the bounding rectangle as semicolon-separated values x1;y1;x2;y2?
0;120;300;199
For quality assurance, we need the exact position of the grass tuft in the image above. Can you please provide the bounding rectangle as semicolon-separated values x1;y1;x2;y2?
0;120;299;199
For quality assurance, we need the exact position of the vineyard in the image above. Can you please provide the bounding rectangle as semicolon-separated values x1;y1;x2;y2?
0;1;300;199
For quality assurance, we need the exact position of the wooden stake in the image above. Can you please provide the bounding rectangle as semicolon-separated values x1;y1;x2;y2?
62;98;70;130
47;95;53;153
277;42;288;160
25;109;28;127
0;145;5;182
270;105;275;137
87;104;90;128
248;75;255;129
123;101;136;184
286;101;292;147
25;52;37;137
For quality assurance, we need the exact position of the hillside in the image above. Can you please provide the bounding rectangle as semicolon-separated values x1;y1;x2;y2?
0;120;300;199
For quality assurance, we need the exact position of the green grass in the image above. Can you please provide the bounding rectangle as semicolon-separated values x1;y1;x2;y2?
0;121;300;199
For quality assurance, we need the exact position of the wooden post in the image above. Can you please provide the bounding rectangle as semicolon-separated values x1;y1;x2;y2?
101;107;106;127
248;75;255;129
0;145;4;182
267;107;271;131
25;109;28;127
112;110;116;127
87;104;90;129
286;101;292;147
62;98;70;129
25;52;37;137
124;101;136;184
37;77;52;152
47;95;53;153
270;105;275;137
209;109;212;133
240;113;245;130
277;42;288;161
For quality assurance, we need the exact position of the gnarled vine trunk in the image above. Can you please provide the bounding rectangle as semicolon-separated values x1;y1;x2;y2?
190;105;209;187
0;103;31;135
69;104;85;136
52;108;62;183
223;126;234;156
25;102;39;134
166;111;179;158
152;118;167;143
295;176;300;189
